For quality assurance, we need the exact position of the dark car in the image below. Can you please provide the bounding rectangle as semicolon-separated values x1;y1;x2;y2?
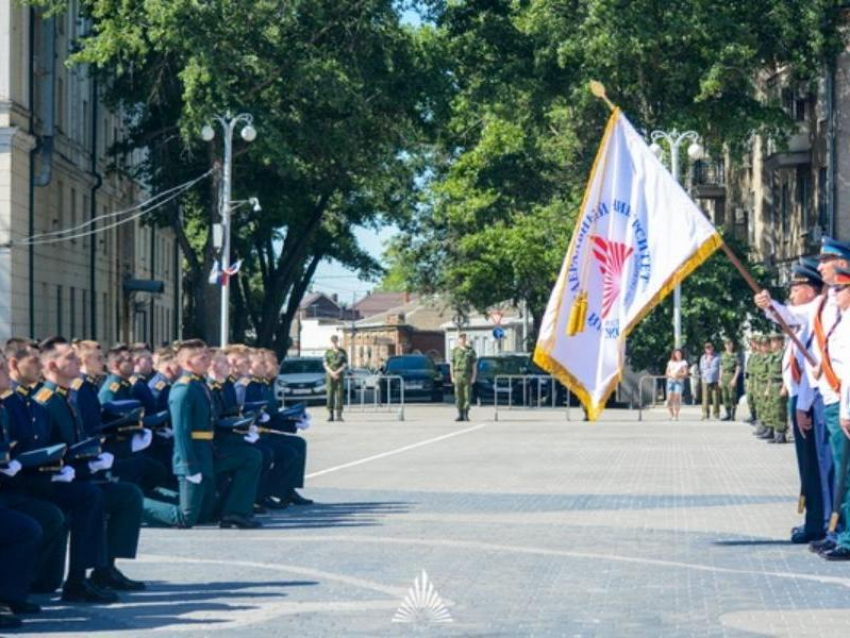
472;355;529;405
379;355;444;403
435;363;453;395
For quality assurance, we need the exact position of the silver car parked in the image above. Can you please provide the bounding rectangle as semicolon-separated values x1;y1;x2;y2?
276;357;327;406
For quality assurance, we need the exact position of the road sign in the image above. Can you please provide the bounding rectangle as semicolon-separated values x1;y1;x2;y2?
493;326;506;340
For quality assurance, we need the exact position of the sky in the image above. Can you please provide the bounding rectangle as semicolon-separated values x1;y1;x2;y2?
309;7;422;304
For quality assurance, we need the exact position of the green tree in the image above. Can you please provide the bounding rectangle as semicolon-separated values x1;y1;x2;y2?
33;0;434;352
393;0;843;344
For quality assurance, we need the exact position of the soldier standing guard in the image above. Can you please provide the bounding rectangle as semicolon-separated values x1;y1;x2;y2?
323;336;348;422
451;333;477;422
720;339;740;421
744;336;759;424
765;334;789;443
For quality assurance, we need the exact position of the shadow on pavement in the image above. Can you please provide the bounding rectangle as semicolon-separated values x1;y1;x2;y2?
18;580;319;633
712;539;795;547
259;500;412;530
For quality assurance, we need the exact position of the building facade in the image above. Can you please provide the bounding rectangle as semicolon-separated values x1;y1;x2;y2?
0;3;180;344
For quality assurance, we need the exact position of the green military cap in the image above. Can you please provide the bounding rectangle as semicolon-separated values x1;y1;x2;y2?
66;436;103;462
16;443;67;469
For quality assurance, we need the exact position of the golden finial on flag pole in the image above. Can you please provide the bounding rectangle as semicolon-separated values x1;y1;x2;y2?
589;80;616;111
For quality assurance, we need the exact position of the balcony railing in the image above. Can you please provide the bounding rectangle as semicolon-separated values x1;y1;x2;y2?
691;159;725;199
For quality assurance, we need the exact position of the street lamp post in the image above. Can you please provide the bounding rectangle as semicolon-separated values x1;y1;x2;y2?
649;130;703;350
201;113;257;347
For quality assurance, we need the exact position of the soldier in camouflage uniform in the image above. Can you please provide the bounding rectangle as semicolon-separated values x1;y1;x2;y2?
744;336;759;424
750;336;768;436
323;335;348;422
763;334;789;444
450;333;477;422
720;339;741;421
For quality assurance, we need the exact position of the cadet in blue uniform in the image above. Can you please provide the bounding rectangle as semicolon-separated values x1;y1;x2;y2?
207;349;277;512
245;348;312;506
149;347;182;412
162;340;262;528
3;338;114;603
90;342;168;492
36;336;146;592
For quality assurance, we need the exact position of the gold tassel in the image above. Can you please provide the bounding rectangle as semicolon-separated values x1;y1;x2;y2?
567;291;588;336
829;511;839;533
797;495;805;515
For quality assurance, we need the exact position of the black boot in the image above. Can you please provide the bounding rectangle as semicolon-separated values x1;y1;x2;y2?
768;431;787;444
336;411;344;422
752;424;767;436
328;412;335;422
464;409;470;422
455;409;464;422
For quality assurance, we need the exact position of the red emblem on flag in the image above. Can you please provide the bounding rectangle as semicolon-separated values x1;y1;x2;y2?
590;236;634;319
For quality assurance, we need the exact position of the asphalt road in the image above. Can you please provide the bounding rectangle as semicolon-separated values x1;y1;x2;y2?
12;403;850;637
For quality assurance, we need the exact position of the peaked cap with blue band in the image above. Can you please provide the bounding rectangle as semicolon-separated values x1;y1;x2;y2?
819;236;850;260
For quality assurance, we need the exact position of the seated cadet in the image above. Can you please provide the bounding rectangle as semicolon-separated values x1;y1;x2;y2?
146;340;262;529
3;338;114;603
149;347;182;412
225;344;253;407
129;343;160;415
35;336;146;592
207;349;277;512
244;348;312;506
0;351;64;616
92;343;169;491
0;507;42;629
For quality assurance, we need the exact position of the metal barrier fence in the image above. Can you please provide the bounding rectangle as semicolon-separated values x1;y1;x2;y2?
492;374;572;421
344;374;406;421
637;374;671;421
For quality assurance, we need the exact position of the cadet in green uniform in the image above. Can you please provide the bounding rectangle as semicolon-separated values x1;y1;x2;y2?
720;339;741;421
450;333;477;422
765;334;789;443
751;336;769;437
744;336;758;424
323;335;348;422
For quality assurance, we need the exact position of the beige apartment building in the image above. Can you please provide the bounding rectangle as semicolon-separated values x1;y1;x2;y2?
690;51;850;282
0;2;180;345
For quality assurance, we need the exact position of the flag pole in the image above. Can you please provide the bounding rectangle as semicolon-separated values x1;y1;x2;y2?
718;241;816;366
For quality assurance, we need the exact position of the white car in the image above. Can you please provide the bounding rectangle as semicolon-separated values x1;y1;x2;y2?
276;357;327;405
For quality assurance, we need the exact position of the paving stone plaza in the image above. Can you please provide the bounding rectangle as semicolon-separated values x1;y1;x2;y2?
14;404;850;637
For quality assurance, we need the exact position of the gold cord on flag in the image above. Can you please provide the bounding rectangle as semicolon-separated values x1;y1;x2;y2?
565;81;617;336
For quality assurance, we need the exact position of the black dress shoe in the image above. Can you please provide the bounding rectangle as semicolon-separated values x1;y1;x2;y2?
810;538;836;554
261;496;289;510
791;528;824;544
822;545;850;561
768;432;787;444
61;579;119;604
220;514;263;529
91;567;146;592
3;599;41;614
287;489;314;506
0;606;22;629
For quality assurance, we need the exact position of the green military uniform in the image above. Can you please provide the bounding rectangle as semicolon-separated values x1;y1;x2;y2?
324;347;348;420
750;341;767;432
745;346;758;423
720;349;739;420
143;372;261;528
451;343;477;421
765;338;788;441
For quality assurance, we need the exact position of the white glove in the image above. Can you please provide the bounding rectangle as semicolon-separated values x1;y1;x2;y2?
155;427;174;439
88;451;115;473
243;431;260;444
296;416;311;431
259;412;270;424
51;465;76;483
185;473;202;484
0;460;22;478
131;429;153;453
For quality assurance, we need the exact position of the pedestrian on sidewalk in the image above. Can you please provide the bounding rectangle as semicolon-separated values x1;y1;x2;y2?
700;342;721;420
665;348;688;420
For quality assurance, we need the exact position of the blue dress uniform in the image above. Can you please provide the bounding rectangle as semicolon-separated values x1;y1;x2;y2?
0;506;41;626
0;401;65;602
149;372;261;528
149;372;173;411
244;377;309;504
4;383;109;595
34;381;144;577
208;378;274;507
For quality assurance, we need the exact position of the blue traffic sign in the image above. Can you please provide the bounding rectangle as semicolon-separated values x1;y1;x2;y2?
493;327;506;340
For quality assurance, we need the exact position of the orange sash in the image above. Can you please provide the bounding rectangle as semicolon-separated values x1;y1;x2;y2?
790;356;802;385
813;296;841;393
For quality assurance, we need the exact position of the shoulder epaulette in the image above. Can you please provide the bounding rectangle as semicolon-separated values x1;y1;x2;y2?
109;381;120;392
71;378;83;391
15;386;28;396
238;377;251;386
175;377;189;386
155;380;167;391
34;387;54;403
129;375;139;384
0;389;12;400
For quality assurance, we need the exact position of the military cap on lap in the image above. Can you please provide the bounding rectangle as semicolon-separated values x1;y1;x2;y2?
66;436;103;462
16;443;67;470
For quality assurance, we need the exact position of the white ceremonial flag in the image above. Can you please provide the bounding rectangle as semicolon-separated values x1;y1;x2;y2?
534;109;721;420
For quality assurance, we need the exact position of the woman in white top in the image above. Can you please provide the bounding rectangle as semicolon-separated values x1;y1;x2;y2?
665;349;689;420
